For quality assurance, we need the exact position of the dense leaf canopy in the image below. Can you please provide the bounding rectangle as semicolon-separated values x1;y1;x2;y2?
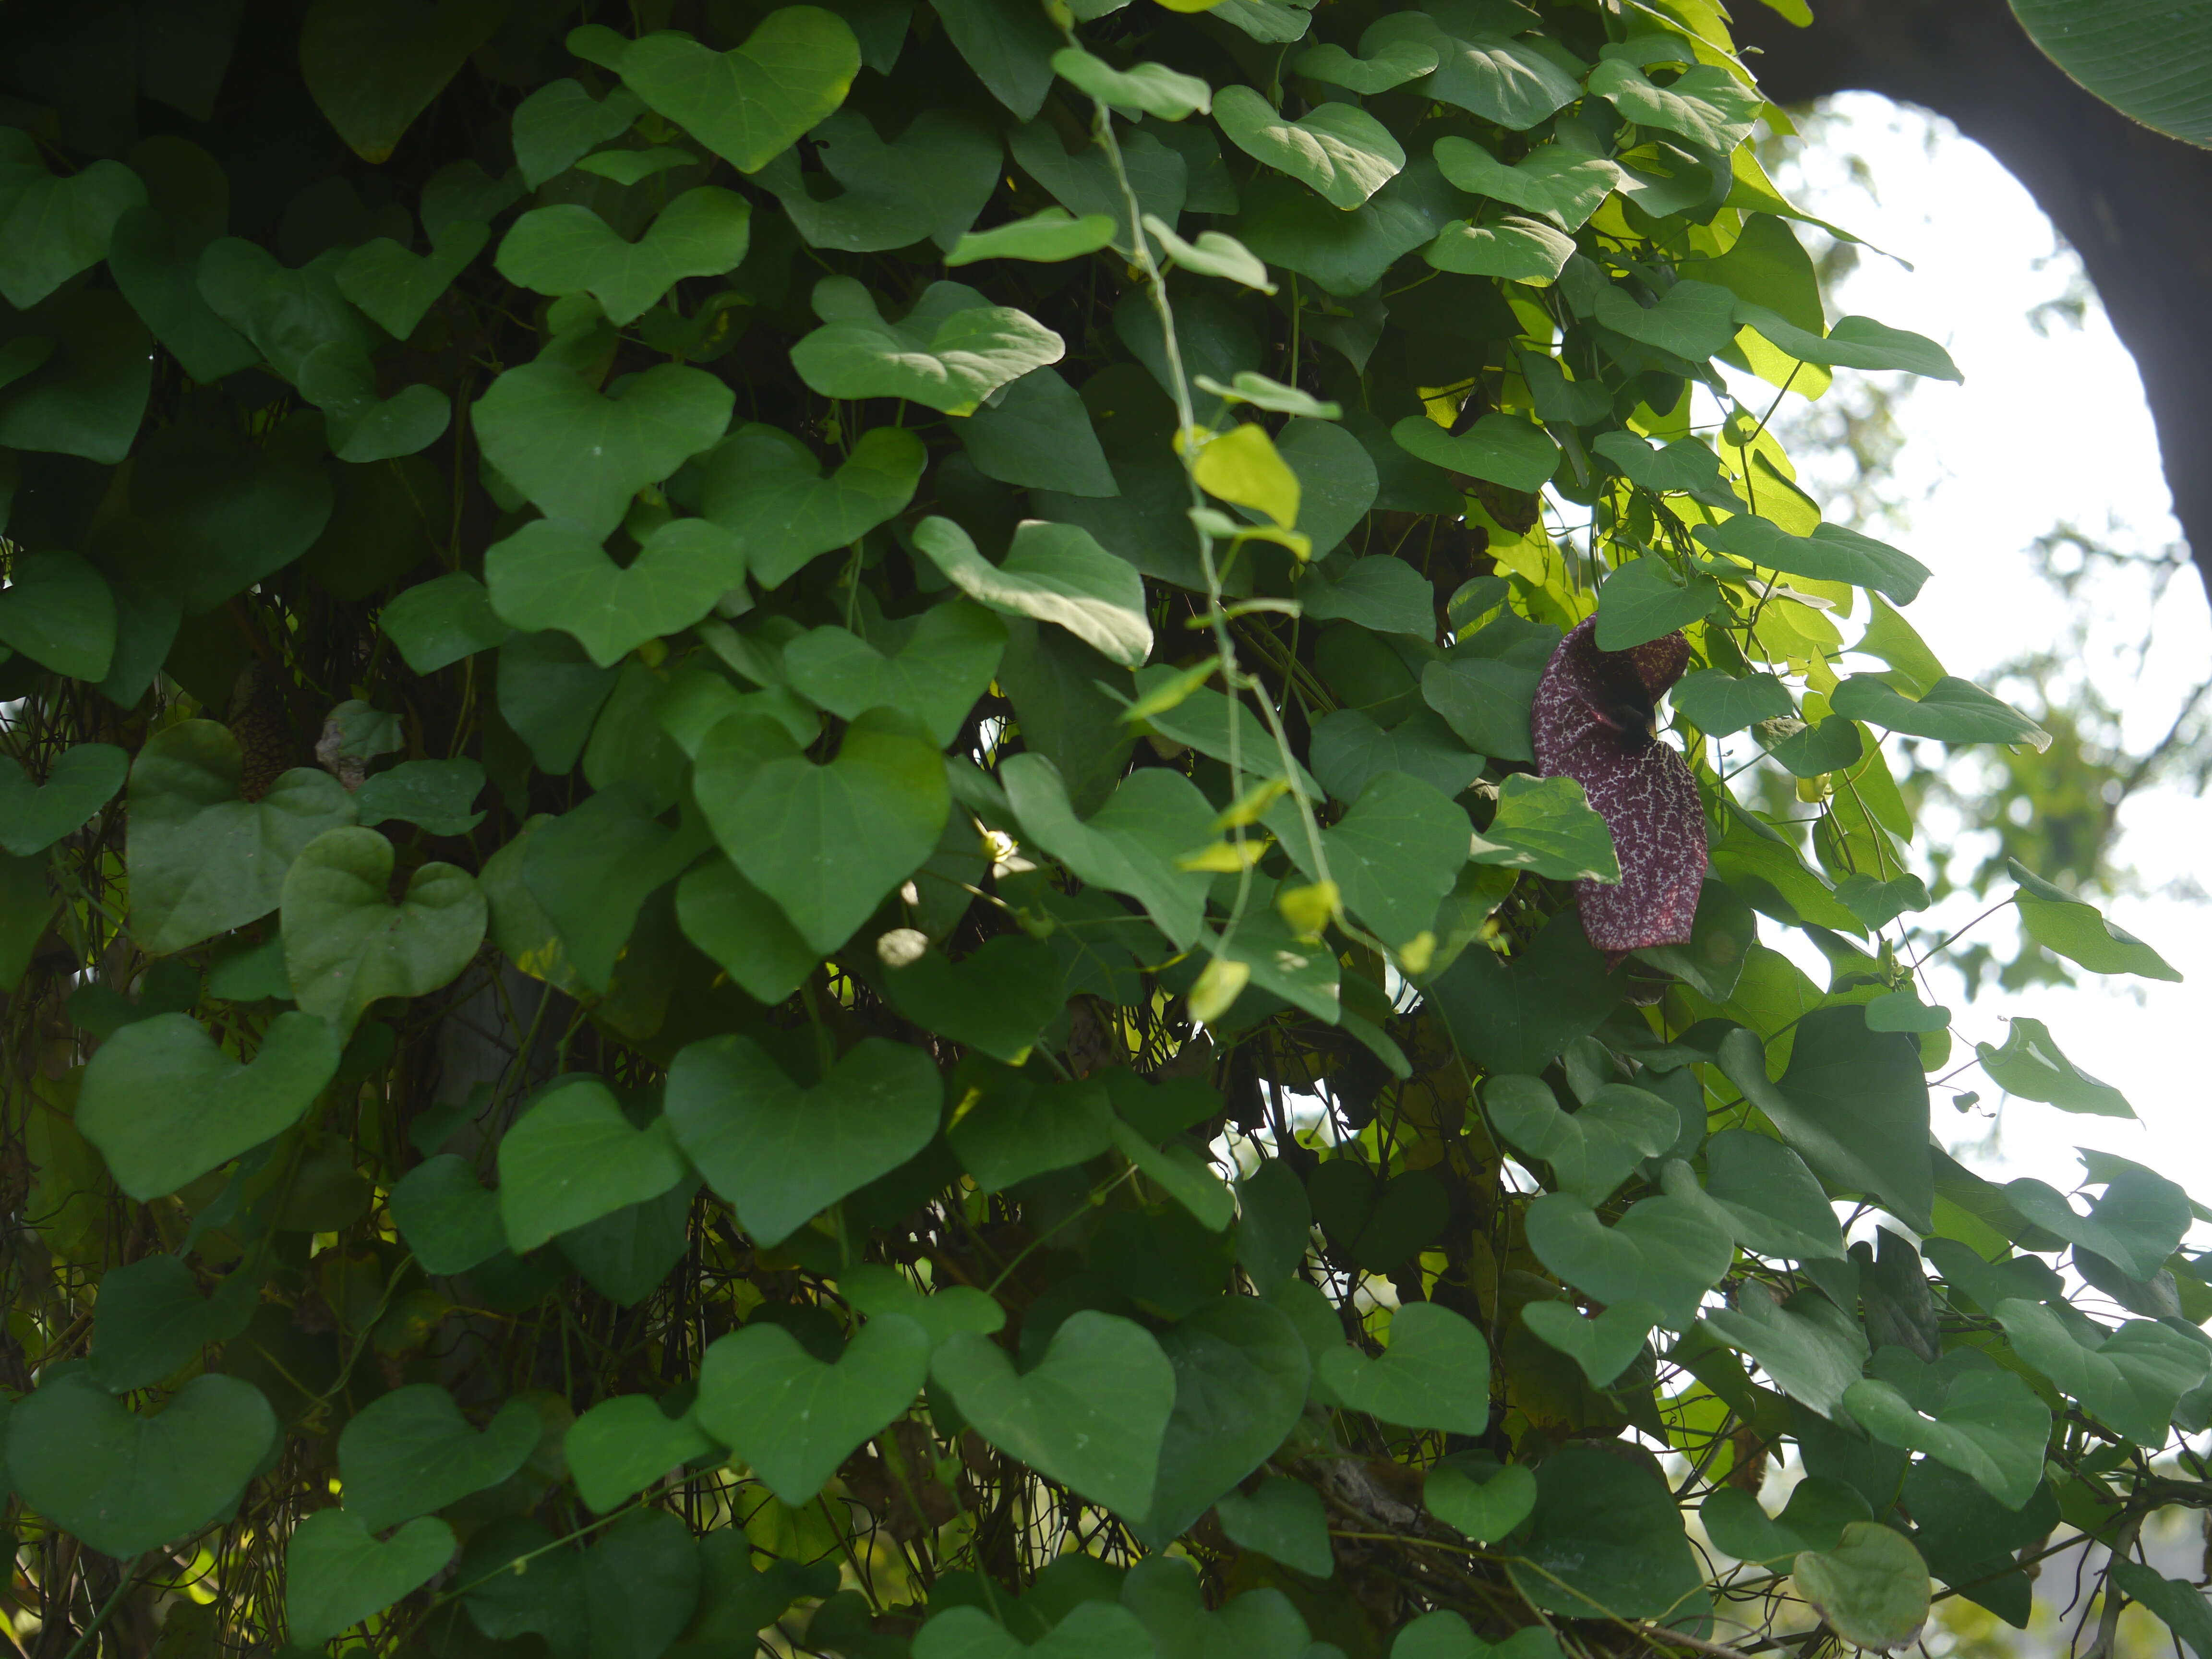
0;1;2203;1657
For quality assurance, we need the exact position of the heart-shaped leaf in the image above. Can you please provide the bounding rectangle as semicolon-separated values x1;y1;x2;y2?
783;602;1006;745
356;758;487;838
383;573;514;673
1215;1476;1334;1576
1317;1303;1491;1434
1595;557;1720;652
129;427;336;614
301;0;508;162
1363;12;1582;129
961;366;1118;497
1670;668;1796;736
487;517;747;667
694;1315;930;1503
0;290;152;466
287;1510;457;1647
7;1372;276;1558
947;206;1118;265
338;1383;542;1532
1702;1477;1870;1566
615;10;862;172
698;423;926;589
1699;1130;1847;1260
1702;1283;1867;1421
1392;412;1560;492
1524;1193;1733;1331
77;1011;341;1200
296;346;451;465
565;1395;722;1513
2004;1159;2189;1282
496;188;752;324
1840;1351;2050;1509
1790;1522;1931;1651
1588;58;1762;152
791;276;1064;416
1994;1298;2209;1445
1297;19;1440;86
1000;753;1215;950
108;203;262;384
1828;673;2051;750
1433;137;1620;230
0;742;125;856
1467;773;1620;885
692;707;950;954
281;827;486;1039
841;1264;1008;1347
514;79;647;188
945;1064;1115;1191
336;219;492;339
1213;86;1404;209
87;1256;258;1394
931;1310;1177;1515
0;130;147;309
388;1154;508;1275
1695;517;1932;606
471;350;734;539
880;935;1067;1063
915;1602;1157;1659
665;1034;941;1246
1133;1297;1310;1544
2008;859;2181;980
1425;1461;1538;1543
1519;1298;1659;1388
0;551;115;680
1483;1075;1675;1205
1976;1016;2132;1117
757;108;1000;252
914;517;1152;668
497;1079;690;1252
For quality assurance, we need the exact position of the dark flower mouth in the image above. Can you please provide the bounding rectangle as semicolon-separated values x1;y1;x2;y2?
1529;617;1708;954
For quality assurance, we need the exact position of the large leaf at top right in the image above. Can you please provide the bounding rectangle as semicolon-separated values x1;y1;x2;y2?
2011;0;2212;149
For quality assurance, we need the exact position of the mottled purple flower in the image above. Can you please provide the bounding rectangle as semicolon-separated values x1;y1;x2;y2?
1530;617;1707;953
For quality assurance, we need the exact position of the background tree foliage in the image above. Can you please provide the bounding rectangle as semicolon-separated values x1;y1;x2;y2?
0;2;2206;1659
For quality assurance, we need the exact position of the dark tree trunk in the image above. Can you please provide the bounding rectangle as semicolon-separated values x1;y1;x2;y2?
1736;0;2212;603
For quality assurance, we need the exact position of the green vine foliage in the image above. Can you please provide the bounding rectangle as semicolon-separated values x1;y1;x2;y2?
0;1;2203;1657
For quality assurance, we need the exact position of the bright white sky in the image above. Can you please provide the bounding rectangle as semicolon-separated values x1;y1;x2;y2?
1755;94;2212;1196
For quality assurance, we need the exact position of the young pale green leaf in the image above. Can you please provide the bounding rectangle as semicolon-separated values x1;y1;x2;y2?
77;1011;341;1200
281;828;486;1039
5;1373;276;1558
694;1316;930;1505
614;10;862;172
497;1080;689;1252
933;1311;1177;1516
286;1512;457;1647
791;276;1063;415
337;1383;542;1532
664;1034;941;1246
